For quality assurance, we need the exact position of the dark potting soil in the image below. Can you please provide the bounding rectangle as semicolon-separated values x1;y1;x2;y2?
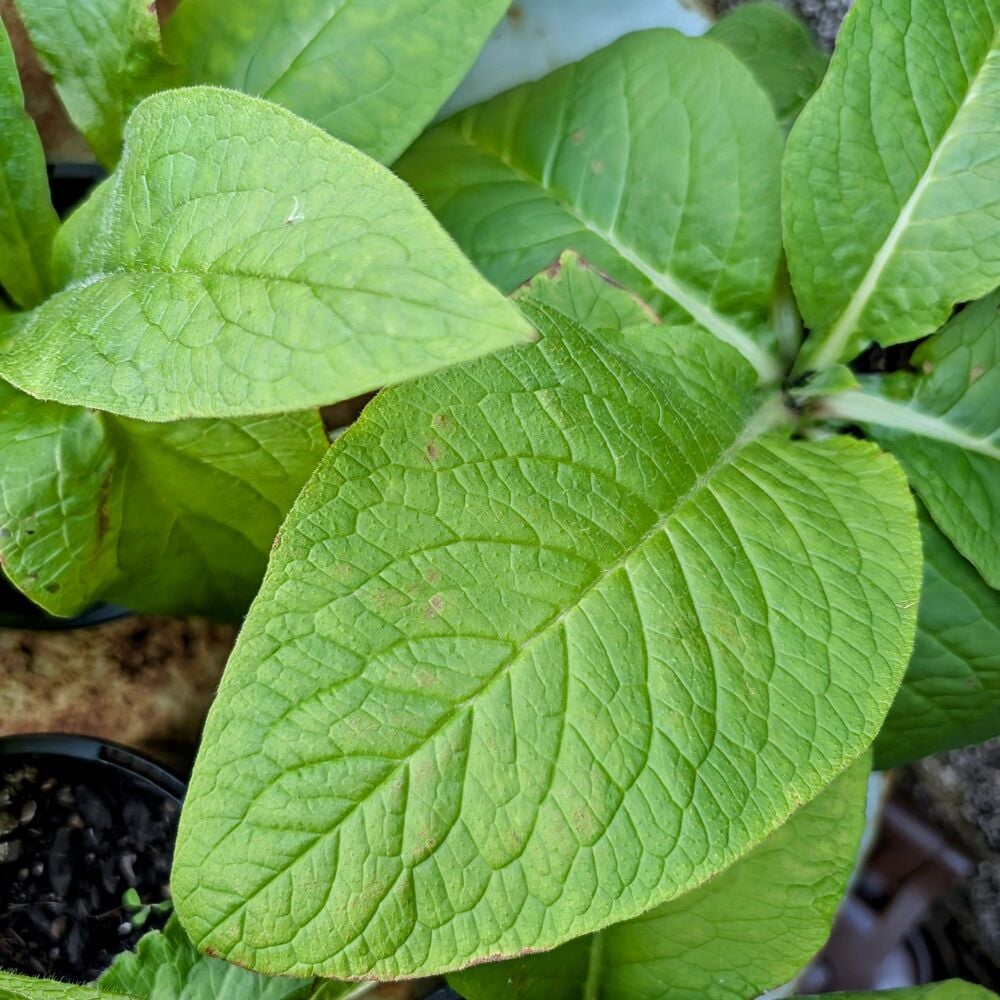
0;753;178;982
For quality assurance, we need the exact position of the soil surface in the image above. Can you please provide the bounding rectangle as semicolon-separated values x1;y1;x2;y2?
0;753;178;982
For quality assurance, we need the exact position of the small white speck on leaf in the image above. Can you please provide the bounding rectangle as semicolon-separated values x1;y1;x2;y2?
285;197;305;224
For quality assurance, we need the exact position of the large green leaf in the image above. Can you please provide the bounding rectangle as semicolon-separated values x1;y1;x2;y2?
100;916;315;999
786;0;1000;371
791;984;1000;1000
876;506;1000;768
0;87;531;422
161;0;509;165
450;758;869;1000
395;31;785;382
0;381;326;618
13;0;170;166
707;1;827;131
823;289;1000;588
172;303;919;979
0;14;57;308
0;972;138;1000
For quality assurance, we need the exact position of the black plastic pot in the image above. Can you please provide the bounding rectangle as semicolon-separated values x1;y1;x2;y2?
0;734;184;982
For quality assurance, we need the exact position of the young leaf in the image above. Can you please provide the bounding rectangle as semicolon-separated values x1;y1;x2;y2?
0;382;327;618
0;14;57;308
876;506;1000;769
161;0;510;165
172;304;919;979
395;31;785;382
450;757;869;1000
822;289;1000;588
515;252;660;334
791;984;1000;1000
0;971;138;1000
13;0;171;166
513;253;689;377
786;0;1000;371
100;915;314;999
707;1;827;131
0;87;532;422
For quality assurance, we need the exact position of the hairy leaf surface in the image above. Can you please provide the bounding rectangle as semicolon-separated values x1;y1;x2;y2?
450;758;868;1000
707;1;826;131
396;31;785;381
876;506;1000;768
786;0;1000;370
0;972;138;1000
161;0;509;164
0;382;326;618
0;88;531;421
825;289;1000;588
100;916;314;999
0;15;57;308
173;304;919;978
13;0;170;165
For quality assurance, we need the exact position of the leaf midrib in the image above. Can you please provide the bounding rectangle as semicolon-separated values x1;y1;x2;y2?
812;21;1000;369
21;267;519;338
203;392;783;949
443;122;781;383
824;389;1000;460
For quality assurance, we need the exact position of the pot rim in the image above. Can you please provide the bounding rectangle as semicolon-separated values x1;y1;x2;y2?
0;733;185;802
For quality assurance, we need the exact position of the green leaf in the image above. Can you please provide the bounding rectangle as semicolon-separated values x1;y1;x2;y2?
172;303;919;979
0;87;532;422
786;0;1000;371
450;757;869;1000
514;252;660;333
0;381;327;618
161;0;509;165
707;1;827;131
791;983;1000;1000
876;505;1000;768
100;915;314;999
0;971;139;1000
822;289;1000;588
13;0;171;166
0;15;58;308
513;253;696;377
395;30;785;382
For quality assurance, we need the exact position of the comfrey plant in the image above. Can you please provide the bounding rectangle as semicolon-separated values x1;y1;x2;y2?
0;0;513;619
1;0;1000;999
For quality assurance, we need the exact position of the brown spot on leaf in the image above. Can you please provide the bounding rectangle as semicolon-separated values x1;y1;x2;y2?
426;441;441;461
571;129;586;144
425;594;444;618
431;413;450;430
591;159;605;174
922;361;935;374
970;365;985;384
